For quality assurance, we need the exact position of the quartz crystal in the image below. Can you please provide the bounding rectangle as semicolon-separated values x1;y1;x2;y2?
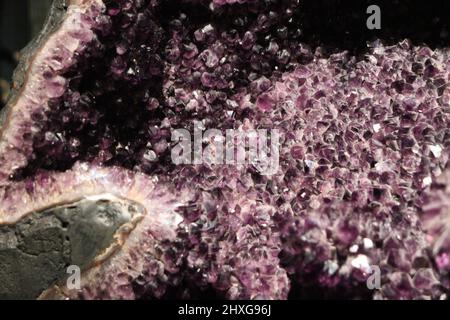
0;0;449;300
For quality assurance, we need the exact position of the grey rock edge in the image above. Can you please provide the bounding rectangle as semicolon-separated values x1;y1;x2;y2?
0;0;69;131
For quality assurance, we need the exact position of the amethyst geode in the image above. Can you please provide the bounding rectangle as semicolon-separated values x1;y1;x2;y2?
0;0;449;300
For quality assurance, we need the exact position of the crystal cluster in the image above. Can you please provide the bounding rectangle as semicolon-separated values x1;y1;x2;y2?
0;0;449;300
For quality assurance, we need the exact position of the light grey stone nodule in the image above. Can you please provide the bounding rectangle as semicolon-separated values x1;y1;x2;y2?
0;197;141;299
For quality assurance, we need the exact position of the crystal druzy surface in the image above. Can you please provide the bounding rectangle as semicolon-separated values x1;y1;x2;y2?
0;0;449;299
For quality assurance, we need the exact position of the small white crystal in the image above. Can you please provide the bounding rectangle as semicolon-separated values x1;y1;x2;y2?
422;176;432;187
202;24;214;34
349;244;359;253
323;260;339;276
351;254;371;273
363;238;374;249
373;123;381;133
305;159;315;169
429;144;442;158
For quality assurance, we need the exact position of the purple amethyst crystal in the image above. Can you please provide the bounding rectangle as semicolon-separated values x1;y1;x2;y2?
0;0;449;300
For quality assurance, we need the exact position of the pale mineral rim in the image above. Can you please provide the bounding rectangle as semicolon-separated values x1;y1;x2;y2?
0;0;104;184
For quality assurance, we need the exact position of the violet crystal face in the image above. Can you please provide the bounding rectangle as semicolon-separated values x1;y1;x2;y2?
0;0;449;300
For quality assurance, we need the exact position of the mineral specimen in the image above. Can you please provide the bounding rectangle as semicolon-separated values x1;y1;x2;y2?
0;0;449;300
